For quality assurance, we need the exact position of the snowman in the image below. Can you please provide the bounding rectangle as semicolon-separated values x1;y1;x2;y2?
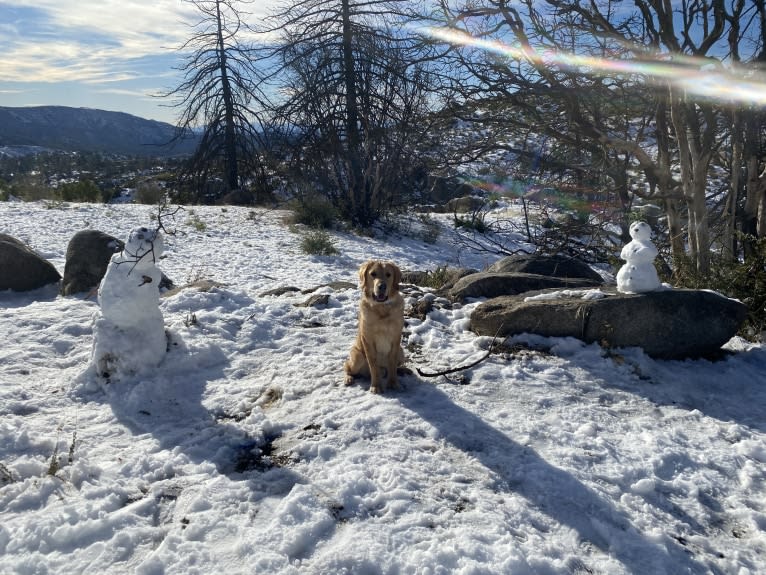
91;226;167;379
616;221;661;294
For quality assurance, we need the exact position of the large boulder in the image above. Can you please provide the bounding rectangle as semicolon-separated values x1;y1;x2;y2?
0;234;61;292
486;254;604;284
61;230;124;296
470;288;747;359
446;195;485;214
449;272;599;302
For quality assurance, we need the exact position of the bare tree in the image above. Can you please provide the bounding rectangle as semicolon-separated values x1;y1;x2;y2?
256;0;447;227
164;0;270;203
432;2;660;239
438;0;765;274
727;0;766;261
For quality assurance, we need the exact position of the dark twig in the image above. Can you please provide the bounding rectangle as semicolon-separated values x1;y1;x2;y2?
112;200;181;277
156;201;183;236
416;326;506;378
114;243;159;277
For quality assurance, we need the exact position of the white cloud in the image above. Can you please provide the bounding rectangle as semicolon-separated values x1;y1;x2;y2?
0;0;277;84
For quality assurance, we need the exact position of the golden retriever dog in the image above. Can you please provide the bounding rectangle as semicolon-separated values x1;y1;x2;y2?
344;260;405;394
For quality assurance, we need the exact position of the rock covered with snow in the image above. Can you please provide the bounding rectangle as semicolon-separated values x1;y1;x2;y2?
470;288;747;358
91;226;167;378
616;221;662;294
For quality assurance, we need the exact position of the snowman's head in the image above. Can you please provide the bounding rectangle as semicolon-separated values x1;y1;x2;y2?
629;221;652;242
124;226;163;265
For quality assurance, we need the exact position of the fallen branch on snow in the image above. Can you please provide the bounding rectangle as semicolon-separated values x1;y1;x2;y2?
415;326;506;379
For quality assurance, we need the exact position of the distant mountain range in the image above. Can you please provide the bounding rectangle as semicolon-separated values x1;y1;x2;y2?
0;106;199;157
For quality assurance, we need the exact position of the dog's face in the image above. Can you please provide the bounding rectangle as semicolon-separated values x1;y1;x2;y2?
359;260;401;303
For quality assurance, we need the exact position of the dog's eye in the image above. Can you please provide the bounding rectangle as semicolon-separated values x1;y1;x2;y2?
386;272;392;278
370;271;377;277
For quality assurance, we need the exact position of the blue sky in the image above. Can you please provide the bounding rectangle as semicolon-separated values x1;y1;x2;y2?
4;1;764;125
0;1;274;125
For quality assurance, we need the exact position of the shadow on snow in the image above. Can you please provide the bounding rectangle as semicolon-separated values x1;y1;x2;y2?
72;330;301;494
396;377;715;575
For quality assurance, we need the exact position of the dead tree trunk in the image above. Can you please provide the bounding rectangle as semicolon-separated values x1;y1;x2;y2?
669;89;715;275
216;0;239;191
341;0;366;225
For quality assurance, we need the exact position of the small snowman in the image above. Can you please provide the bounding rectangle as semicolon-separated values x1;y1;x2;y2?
91;226;167;379
616;221;661;294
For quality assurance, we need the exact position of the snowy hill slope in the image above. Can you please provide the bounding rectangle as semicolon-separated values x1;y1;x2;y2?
0;202;764;574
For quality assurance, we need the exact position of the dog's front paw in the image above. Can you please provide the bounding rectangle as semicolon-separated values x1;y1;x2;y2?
344;373;355;386
369;383;381;394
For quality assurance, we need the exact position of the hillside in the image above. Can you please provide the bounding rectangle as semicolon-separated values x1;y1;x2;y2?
0;106;198;157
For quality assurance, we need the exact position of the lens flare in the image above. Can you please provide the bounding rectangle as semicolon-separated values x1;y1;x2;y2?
458;174;616;218
424;27;766;105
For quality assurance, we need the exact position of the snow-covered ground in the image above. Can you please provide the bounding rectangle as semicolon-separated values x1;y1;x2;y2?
0;201;764;575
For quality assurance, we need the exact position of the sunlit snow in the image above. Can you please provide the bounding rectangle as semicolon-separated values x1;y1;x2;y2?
0;202;764;575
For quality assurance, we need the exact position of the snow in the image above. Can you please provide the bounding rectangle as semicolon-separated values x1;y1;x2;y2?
1;201;765;575
524;289;608;302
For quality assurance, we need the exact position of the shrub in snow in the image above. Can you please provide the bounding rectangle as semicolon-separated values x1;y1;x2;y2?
616;221;661;294
91;226;167;378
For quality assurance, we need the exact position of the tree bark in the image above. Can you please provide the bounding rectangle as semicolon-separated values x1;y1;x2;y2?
216;0;239;191
726;108;743;261
668;89;715;275
655;96;686;262
341;0;366;225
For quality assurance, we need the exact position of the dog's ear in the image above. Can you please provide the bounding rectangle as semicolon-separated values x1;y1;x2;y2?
358;261;372;290
390;262;402;290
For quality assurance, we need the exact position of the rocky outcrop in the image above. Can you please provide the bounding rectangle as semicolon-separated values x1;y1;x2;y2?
449;272;598;302
0;234;61;292
470;288;747;359
486;254;604;284
61;230;124;296
446;254;604;302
